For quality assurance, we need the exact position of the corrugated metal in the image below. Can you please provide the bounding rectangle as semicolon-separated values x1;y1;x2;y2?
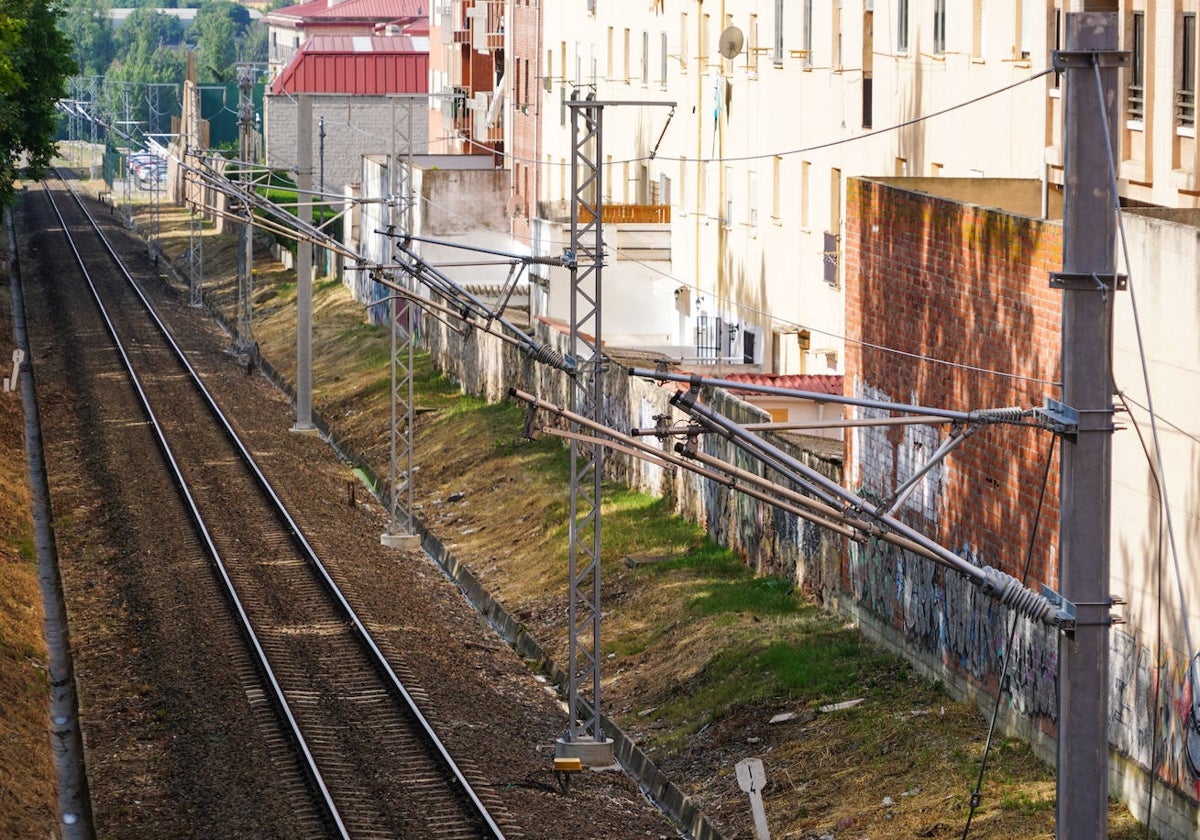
268;0;426;25
270;44;429;95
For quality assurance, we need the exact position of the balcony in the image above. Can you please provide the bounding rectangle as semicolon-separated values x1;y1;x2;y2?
537;202;671;225
1178;89;1196;130
1127;84;1144;122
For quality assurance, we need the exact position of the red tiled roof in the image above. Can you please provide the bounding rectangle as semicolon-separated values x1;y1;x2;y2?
269;35;429;95
267;0;427;25
723;372;845;397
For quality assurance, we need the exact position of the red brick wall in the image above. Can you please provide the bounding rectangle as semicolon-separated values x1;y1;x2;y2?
844;178;1064;591
510;0;541;245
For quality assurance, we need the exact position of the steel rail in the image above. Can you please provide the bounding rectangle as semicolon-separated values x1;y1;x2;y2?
50;175;508;838
43;179;349;837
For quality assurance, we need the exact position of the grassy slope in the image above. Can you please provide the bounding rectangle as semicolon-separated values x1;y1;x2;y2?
0;231;57;836
145;200;1149;838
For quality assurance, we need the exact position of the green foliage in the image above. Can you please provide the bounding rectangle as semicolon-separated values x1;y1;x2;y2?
0;0;76;204
191;0;251;82
58;0;114;76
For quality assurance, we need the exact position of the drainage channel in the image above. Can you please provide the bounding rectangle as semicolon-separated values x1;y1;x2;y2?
6;207;94;839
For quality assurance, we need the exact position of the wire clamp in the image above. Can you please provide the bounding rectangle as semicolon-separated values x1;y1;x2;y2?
1033;397;1079;436
1040;585;1077;631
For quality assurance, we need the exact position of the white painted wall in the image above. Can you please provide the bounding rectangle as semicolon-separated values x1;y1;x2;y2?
537;2;1055;375
1112;209;1200;664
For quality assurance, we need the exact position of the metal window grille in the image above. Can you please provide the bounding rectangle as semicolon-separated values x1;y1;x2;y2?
1181;14;1197;128
1128;12;1145;121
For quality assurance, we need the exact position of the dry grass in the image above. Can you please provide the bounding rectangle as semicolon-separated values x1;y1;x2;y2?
0;237;58;837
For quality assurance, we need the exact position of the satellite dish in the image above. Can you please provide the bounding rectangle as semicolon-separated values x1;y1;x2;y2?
505;193;526;219
719;26;745;60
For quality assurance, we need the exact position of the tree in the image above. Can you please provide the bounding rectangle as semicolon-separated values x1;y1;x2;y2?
0;0;76;205
190;0;242;82
59;0;114;77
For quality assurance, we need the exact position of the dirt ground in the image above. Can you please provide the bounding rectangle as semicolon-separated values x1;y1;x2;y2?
0;175;1157;839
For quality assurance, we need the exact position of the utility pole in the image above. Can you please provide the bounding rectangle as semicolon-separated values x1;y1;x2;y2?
557;91;613;769
555;94;673;769
1052;11;1125;838
235;64;256;356
381;96;420;552
294;94;314;432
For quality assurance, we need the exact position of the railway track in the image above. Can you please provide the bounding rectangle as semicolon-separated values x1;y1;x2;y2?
38;174;506;839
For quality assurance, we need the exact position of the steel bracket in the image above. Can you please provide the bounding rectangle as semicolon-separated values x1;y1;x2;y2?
1033;397;1079;435
1049;271;1127;291
1041;585;1078;631
1052;49;1131;71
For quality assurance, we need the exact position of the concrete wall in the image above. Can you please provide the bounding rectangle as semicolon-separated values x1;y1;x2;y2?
1108;208;1200;827
342;157;512;322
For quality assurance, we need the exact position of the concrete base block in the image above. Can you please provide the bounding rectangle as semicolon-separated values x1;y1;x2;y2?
555;736;616;769
380;532;421;551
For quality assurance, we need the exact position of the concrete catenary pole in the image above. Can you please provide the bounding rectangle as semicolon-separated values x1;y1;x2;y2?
1054;10;1123;838
294;94;314;431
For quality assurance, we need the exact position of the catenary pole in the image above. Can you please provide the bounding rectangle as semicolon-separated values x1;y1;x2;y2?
294;94;314;431
1054;11;1124;838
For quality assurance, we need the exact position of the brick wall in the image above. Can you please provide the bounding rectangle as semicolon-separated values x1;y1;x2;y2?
843;176;1065;736
265;95;431;194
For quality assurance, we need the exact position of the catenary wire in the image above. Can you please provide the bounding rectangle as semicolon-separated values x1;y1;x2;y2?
451;67;1056;168
404;186;1064;389
85;62;1061;388
960;435;1058;838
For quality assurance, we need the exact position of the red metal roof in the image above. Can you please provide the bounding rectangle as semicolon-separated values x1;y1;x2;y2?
270;35;430;95
267;0;427;25
723;372;845;397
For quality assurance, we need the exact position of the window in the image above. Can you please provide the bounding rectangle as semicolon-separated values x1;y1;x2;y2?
681;13;688;71
606;27;614;78
748;14;759;72
1017;0;1035;60
802;0;813;67
934;0;947;55
862;9;873;126
660;32;668;85
642;30;649;84
624;29;631;80
724;165;734;226
1181;13;1196;128
832;1;842;69
800;160;811;229
771;156;781;220
1053;8;1062;88
679;156;688;213
972;0;985;59
898;0;909;53
774;0;784;65
748;170;758;229
1128;11;1145;122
